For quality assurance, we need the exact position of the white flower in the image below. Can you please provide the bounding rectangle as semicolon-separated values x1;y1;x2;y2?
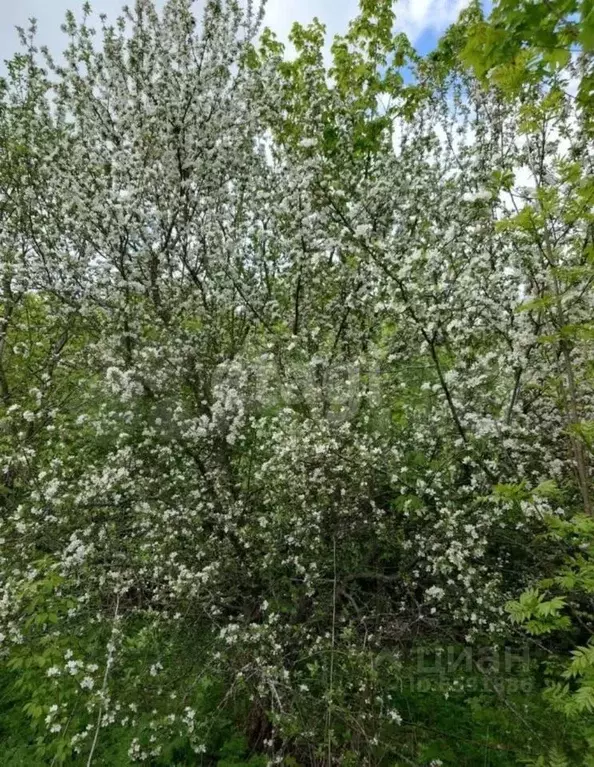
354;223;372;237
426;585;445;600
46;666;61;678
149;662;163;677
463;189;491;203
388;709;402;724
66;659;81;675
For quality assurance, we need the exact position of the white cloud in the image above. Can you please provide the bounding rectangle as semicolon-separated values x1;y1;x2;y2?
263;0;358;58
394;0;470;42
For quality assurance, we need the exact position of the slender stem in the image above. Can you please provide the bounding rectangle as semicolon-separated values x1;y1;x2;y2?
87;593;120;767
326;536;337;767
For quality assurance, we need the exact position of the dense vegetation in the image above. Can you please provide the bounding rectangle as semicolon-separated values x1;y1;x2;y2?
0;0;593;763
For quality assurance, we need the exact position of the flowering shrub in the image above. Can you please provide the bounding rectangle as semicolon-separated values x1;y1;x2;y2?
0;0;593;764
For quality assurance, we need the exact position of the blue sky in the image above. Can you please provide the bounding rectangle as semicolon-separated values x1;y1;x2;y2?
0;0;471;66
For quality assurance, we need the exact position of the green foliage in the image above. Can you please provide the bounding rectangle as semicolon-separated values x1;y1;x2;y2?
506;511;594;756
459;0;594;131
